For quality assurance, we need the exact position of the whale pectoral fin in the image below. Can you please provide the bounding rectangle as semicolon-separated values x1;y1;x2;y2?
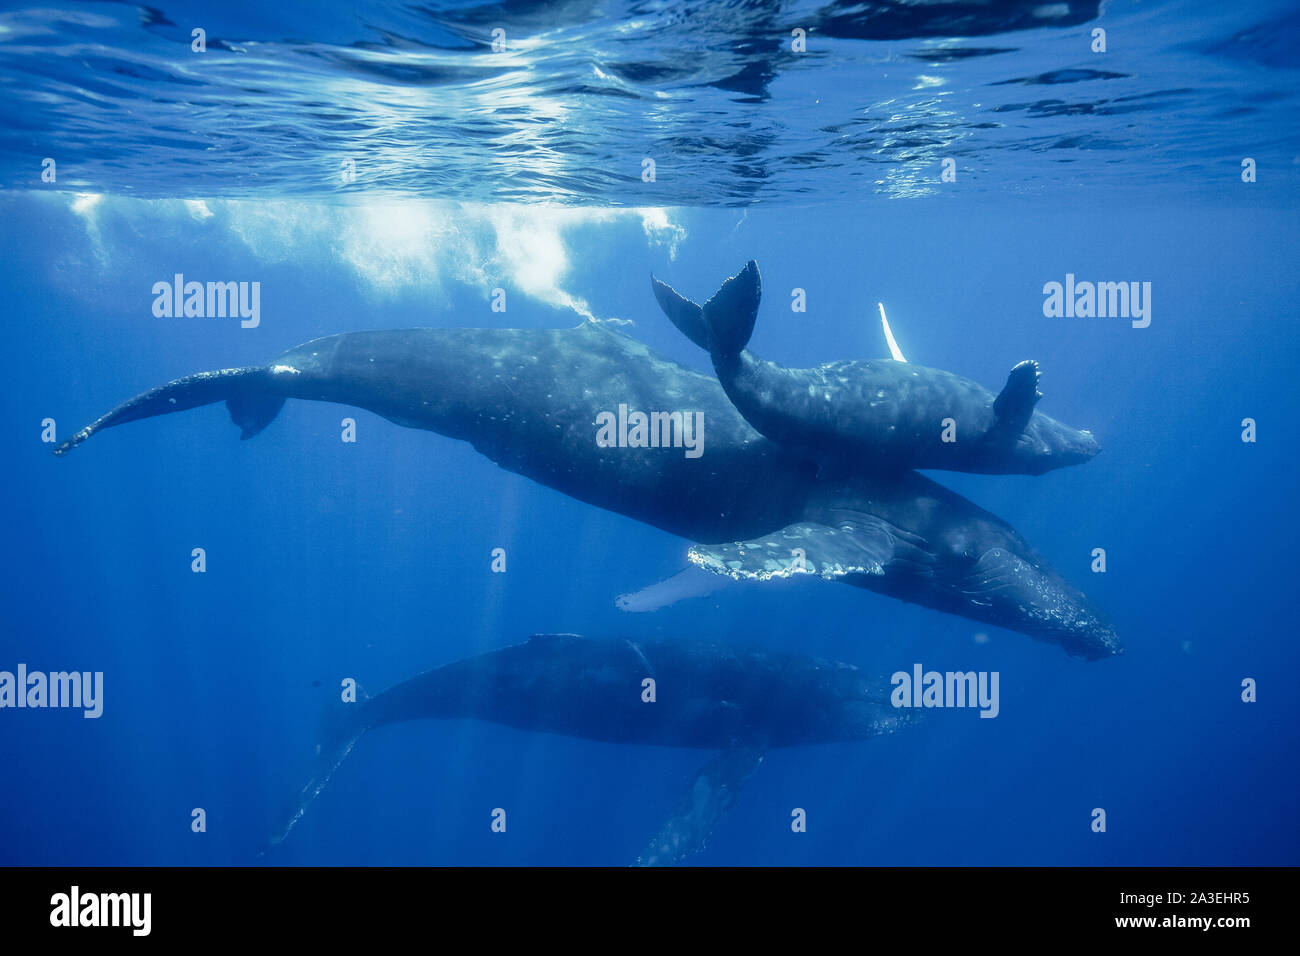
636;747;765;867
53;366;276;456
701;259;761;357
878;302;908;363
615;565;732;613
651;275;710;351
270;687;372;849
992;360;1042;435
227;390;286;440
687;518;894;581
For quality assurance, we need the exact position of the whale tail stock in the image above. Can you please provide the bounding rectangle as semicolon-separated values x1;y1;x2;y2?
651;260;762;359
52;366;284;456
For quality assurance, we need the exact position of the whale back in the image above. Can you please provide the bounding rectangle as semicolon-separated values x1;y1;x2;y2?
360;635;908;750
274;324;820;541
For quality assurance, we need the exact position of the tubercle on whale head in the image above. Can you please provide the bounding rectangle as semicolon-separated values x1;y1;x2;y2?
941;543;1122;661
1058;424;1102;466
836;694;920;742
1018;416;1102;474
976;599;1121;662
1026;588;1122;661
1059;615;1123;661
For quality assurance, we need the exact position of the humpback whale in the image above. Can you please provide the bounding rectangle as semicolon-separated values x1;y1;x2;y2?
275;633;914;865
651;260;1101;476
53;318;1119;658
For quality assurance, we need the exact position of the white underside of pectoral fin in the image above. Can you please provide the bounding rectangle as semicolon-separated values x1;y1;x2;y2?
636;747;766;866
878;302;907;363
687;520;894;581
615;565;731;612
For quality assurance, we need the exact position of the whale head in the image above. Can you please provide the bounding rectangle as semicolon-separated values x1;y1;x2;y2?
951;545;1121;660
1014;417;1102;475
816;493;1122;661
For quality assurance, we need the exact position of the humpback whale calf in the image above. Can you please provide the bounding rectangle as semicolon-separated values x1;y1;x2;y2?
53;318;1118;658
275;633;915;865
652;260;1101;476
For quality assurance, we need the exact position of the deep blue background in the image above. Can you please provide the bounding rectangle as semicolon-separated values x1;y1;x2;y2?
1;187;1296;865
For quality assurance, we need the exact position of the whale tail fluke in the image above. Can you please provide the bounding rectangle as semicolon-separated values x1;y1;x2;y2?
652;260;762;358
651;275;710;351
53;366;279;456
702;260;761;357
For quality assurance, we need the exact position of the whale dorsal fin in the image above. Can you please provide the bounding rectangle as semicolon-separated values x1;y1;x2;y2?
687;516;894;581
992;360;1042;435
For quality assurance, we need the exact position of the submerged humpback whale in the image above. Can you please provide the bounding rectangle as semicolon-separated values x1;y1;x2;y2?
53;316;1119;658
651;260;1101;476
275;633;915;865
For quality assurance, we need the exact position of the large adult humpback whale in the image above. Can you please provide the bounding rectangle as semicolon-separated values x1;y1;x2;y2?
53;318;1119;658
275;633;914;865
652;260;1101;476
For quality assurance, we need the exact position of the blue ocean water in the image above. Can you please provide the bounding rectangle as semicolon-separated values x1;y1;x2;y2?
1;1;1297;866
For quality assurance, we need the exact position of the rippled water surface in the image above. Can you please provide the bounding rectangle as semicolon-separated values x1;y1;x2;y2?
2;0;1297;202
